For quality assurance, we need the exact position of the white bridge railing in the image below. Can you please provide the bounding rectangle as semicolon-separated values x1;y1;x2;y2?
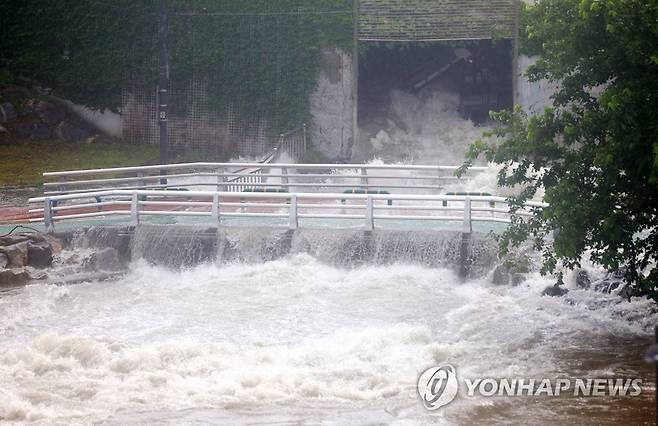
28;189;547;233
41;162;488;196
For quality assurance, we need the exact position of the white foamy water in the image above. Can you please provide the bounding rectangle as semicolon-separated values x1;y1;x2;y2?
1;254;655;424
362;89;488;166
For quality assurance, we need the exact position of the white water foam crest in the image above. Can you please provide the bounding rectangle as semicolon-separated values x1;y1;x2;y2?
364;89;488;166
1;255;655;423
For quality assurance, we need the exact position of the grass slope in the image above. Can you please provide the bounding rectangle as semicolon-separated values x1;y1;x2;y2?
0;140;159;187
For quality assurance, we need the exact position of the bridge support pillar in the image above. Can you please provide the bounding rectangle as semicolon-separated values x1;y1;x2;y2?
364;195;374;231
131;192;140;226
211;193;220;223
289;195;298;230
44;198;54;233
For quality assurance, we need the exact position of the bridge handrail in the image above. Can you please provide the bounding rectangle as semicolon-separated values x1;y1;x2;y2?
28;189;548;233
42;162;487;178
40;162;489;197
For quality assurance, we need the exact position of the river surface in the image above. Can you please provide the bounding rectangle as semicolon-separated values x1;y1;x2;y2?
0;254;655;425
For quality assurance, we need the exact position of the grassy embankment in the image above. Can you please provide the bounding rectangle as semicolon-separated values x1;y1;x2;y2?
0;140;159;187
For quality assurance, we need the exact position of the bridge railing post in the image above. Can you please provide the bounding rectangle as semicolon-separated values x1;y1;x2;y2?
463;197;472;233
216;167;225;192
365;195;374;231
44;197;54;233
131;191;140;226
281;167;289;192
137;171;145;189
289;194;298;230
360;167;368;187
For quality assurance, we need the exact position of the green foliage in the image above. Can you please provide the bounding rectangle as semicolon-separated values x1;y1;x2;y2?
0;140;159;187
0;1;354;132
461;0;658;300
0;1;157;111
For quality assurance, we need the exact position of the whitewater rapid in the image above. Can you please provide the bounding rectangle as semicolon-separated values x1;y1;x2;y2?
1;254;655;424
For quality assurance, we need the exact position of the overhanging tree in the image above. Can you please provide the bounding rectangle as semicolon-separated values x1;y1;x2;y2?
461;0;658;299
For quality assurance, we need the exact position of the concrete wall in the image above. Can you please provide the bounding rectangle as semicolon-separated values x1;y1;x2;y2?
309;48;355;161
516;55;559;114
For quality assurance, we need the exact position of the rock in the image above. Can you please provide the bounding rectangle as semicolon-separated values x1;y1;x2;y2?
618;284;636;301
492;264;511;285
0;124;11;145
0;253;8;268
18;232;46;243
27;241;53;268
1;85;31;100
0;102;17;123
30;122;52;140
82;247;122;271
85;134;123;144
542;284;569;297
0;241;28;268
0;268;30;287
55;121;90;142
594;279;622;294
24;99;66;125
0;235;30;246
44;234;63;255
511;273;526;286
28;269;48;281
492;264;526;286
575;269;591;289
11;120;51;140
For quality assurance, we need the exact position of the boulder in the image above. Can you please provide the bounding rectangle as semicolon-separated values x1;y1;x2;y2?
511;273;526;286
0;235;30;246
24;98;66;125
542;284;569;297
0;268;30;287
0;102;17;123
0;241;28;268
28;269;48;281
1;85;31;100
44;234;63;255
594;279;622;294
575;269;591;289
55;121;90;142
0;124;11;145
0;253;8;268
492;264;526;286
11;120;51;140
27;241;53;268
492;264;511;285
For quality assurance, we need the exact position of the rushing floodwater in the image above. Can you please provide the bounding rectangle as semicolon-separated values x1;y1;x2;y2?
0;254;655;425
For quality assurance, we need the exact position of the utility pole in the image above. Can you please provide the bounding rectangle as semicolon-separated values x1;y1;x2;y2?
158;0;169;183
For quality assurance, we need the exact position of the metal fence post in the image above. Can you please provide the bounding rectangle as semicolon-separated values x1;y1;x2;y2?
361;167;368;187
131;191;140;225
216;167;224;192
289;194;298;230
463;197;472;233
44;198;54;233
281;167;289;192
211;193;220;223
137;171;145;189
365;195;374;231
